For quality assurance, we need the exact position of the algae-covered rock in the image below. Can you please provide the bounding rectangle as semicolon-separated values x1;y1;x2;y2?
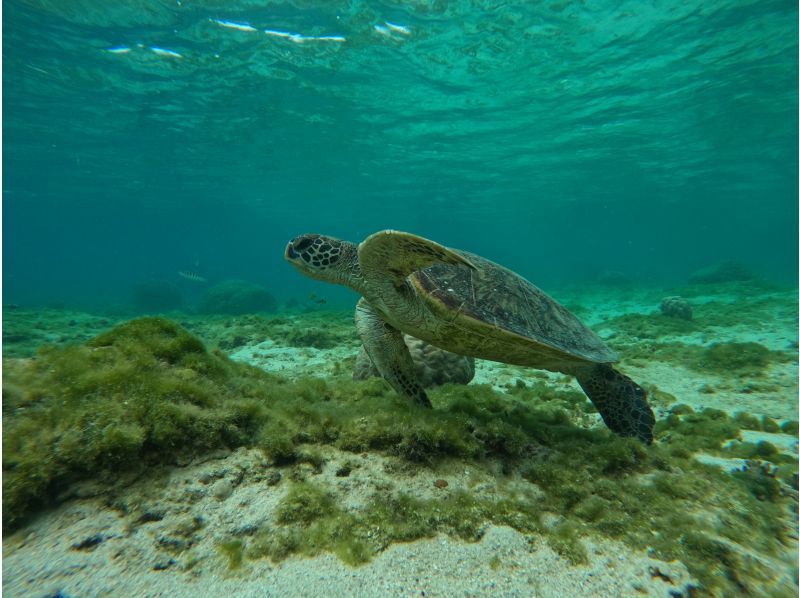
660;296;692;320
2;317;273;530
353;334;475;388
199;280;277;315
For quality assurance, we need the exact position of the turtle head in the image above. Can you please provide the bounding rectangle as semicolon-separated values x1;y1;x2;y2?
285;234;362;289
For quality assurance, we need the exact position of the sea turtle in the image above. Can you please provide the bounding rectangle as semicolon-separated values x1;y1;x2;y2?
285;230;655;443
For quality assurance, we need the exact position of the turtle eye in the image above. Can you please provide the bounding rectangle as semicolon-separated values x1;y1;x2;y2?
294;238;313;251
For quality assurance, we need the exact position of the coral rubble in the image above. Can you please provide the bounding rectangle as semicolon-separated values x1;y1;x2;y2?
659;296;692;320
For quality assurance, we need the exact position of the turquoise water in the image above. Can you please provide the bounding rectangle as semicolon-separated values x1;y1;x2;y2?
3;3;800;595
3;0;797;308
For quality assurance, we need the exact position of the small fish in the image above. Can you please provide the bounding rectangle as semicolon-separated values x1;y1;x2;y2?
385;22;411;35
179;271;206;283
106;47;131;54
310;35;346;43
211;19;257;32
264;29;294;39
150;47;183;58
308;292;327;305
264;29;343;44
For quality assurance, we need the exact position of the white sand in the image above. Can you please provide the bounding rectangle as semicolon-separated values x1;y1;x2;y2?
229;339;356;379
3;448;696;598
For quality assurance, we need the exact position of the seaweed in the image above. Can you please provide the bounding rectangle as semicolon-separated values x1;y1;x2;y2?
217;539;245;569
618;337;792;377
3;316;795;595
601;312;699;340
733;412;762;430
2;318;276;529
655;407;741;453
701;342;772;375
179;312;359;352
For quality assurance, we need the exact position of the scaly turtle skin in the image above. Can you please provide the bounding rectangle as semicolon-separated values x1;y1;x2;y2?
285;230;655;443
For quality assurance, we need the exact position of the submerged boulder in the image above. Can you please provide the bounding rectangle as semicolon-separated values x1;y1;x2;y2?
660;296;693;320
353;334;475;388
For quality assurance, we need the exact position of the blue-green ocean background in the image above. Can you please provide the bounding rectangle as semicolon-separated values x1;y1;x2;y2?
4;0;798;310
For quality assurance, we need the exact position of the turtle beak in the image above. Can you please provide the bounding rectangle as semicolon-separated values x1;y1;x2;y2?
285;241;299;261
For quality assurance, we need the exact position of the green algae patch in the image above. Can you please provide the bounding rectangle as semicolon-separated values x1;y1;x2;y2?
700;342;772;374
760;416;781;433
248;481;370;566
656;407;741;453
249;379;602;467
2;317;278;530
603;287;796;335
600;299;794;375
246;484;541;568
244;396;791;594
691;294;798;329
181;311;359;352
617;337;790;376
617;340;705;371
239;425;791;595
217;539;245;570
520;440;790;594
660;405;798;485
601;312;699;340
733;411;762;430
276;482;337;524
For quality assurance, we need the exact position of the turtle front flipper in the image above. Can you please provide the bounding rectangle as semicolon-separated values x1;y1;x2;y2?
575;364;655;444
355;298;432;408
358;230;475;286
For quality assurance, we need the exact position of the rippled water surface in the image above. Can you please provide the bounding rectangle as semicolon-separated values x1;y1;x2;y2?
4;0;797;302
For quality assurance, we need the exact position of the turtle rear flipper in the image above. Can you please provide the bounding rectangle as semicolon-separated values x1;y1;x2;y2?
576;364;655;444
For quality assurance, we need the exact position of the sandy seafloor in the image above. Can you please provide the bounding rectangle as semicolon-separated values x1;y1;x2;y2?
2;281;798;597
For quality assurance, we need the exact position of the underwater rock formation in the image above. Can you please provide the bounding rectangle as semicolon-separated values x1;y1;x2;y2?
659;296;693;320
1;317;290;530
132;279;183;312
199;280;277;314
688;261;754;284
353;334;475;388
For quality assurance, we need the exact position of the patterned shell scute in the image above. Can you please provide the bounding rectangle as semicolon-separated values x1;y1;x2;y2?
412;251;617;363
